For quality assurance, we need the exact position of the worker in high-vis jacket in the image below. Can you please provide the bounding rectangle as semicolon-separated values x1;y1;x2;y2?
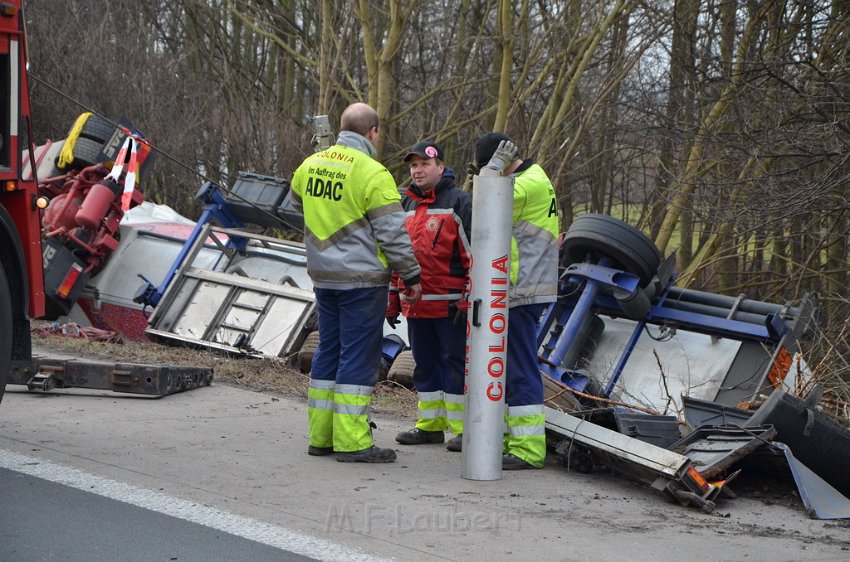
387;141;472;453
290;103;422;463
474;132;560;470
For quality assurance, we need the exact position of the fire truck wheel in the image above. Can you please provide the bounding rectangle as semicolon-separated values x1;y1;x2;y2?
0;260;12;402
387;350;415;388
80;115;118;143
297;330;320;373
561;214;661;286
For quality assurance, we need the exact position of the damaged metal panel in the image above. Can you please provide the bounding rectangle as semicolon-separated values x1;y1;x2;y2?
682;396;752;429
746;390;850;497
712;295;818;407
757;442;850;520
581;316;743;410
546;406;688;477
572;408;682;449
545;406;726;513
669;425;776;479
146;224;315;359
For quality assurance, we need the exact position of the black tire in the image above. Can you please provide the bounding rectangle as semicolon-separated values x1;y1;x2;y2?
614;286;651;320
57;137;103;171
387;350;415;388
0;260;12;404
562;214;661;286
79;115;118;143
297;330;320;373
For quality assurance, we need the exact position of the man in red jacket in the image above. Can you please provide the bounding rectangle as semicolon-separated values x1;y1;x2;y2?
387;141;472;452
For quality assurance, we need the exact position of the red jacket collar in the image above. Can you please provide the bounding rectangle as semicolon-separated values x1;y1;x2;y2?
406;176;453;202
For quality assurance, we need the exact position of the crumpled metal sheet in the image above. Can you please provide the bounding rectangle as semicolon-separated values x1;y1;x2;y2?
670;425;776;480
772;442;850;520
682;396;752;429
747;390;850;497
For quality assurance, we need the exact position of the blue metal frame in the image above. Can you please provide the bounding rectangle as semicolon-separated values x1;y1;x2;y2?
538;260;641;391
592;294;787;341
135;182;247;307
539;260;791;399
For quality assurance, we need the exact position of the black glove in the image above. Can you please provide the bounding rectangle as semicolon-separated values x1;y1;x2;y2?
450;297;470;326
386;288;401;328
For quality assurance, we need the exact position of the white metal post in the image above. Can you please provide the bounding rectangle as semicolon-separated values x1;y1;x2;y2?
462;174;513;481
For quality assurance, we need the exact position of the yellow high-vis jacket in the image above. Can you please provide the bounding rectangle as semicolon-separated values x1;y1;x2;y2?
291;132;421;290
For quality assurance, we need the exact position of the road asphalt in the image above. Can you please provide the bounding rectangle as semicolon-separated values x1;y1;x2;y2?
1;380;849;561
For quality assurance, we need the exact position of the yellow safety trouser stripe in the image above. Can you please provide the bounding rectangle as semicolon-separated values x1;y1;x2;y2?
307;387;335;449
415;396;447;432
333;391;374;452
445;394;464;435
504;412;546;468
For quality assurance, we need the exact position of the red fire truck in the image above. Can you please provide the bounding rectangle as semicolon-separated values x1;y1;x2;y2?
0;1;44;403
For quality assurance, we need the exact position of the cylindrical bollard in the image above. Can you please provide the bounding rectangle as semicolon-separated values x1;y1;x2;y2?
462;174;513;481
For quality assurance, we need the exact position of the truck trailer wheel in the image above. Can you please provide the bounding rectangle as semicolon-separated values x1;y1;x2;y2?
0;260;12;403
562;214;661;286
297;330;320;373
387;350;415;388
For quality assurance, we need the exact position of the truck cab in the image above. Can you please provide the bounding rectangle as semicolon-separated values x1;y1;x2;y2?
0;0;45;402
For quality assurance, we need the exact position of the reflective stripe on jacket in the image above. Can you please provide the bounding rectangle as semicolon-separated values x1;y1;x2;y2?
509;163;560;307
291;136;421;290
394;176;472;318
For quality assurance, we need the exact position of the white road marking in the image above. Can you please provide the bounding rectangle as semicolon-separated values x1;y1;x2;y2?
0;449;391;562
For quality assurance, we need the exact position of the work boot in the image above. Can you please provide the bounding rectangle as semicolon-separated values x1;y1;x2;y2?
336;445;397;463
395;428;445;445
307;445;333;456
446;434;462;452
502;453;537;470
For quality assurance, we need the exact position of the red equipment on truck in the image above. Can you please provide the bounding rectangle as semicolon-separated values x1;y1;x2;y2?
0;0;44;403
1;1;163;401
38;122;149;318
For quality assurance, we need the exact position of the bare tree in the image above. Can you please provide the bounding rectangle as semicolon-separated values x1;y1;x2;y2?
23;0;850;343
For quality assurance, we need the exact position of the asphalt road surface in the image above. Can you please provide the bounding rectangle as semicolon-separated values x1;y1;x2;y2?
1;383;849;561
1;463;319;561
